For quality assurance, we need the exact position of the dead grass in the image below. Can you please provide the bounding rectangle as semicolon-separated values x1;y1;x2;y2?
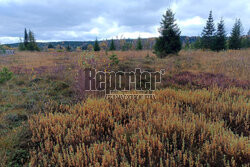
0;49;249;80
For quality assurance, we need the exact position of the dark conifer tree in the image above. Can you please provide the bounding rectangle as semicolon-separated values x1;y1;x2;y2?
28;30;34;51
48;43;54;49
18;38;25;51
136;37;143;50
66;45;71;51
27;30;39;51
201;11;216;50
94;38;100;51
24;28;29;48
154;9;181;58
214;18;227;51
109;39;116;51
229;19;243;49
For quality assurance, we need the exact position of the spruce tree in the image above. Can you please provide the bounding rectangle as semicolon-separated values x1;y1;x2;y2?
18;38;25;51
154;9;181;58
28;30;34;51
24;28;29;49
109;39;116;51
32;31;39;51
94;38;100;51
66;45;71;52
48;43;54;49
136;37;143;50
201;11;216;50
214;18;227;51
27;30;39;51
229;19;243;50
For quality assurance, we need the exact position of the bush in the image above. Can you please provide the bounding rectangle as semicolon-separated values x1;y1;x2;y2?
109;54;119;66
8;149;29;167
0;67;13;84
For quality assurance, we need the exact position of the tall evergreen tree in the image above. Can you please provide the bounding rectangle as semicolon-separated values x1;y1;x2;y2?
109;39;116;51
27;30;39;51
229;19;243;50
66;45;71;51
28;30;34;51
18;38;25;51
94;38;100;51
214;18;227;51
154;9;181;58
136;37;143;50
201;11;216;50
24;28;29;48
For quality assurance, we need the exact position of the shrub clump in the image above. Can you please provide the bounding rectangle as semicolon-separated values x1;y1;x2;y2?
165;71;250;89
0;67;13;84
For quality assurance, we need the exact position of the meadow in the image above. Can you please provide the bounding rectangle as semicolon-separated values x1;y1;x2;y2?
0;49;249;166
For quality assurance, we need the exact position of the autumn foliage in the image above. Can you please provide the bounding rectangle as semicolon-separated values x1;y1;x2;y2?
29;88;249;166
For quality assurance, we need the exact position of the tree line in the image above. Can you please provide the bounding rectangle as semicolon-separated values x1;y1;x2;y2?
192;11;250;51
91;9;249;58
89;37;144;52
154;9;250;58
17;10;249;55
19;36;146;52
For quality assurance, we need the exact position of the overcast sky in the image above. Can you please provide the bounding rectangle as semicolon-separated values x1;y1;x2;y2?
0;0;249;44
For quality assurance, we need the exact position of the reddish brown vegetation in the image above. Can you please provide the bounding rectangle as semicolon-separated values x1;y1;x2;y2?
165;71;250;89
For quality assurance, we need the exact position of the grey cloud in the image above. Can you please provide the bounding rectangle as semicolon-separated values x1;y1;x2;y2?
0;0;249;44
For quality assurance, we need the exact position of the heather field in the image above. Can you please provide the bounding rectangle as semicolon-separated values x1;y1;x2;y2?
0;49;249;166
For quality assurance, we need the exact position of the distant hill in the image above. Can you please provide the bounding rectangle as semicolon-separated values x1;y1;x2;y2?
5;36;198;50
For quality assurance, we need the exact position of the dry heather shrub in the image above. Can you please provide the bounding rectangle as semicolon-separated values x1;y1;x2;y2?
29;87;249;167
164;71;250;89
